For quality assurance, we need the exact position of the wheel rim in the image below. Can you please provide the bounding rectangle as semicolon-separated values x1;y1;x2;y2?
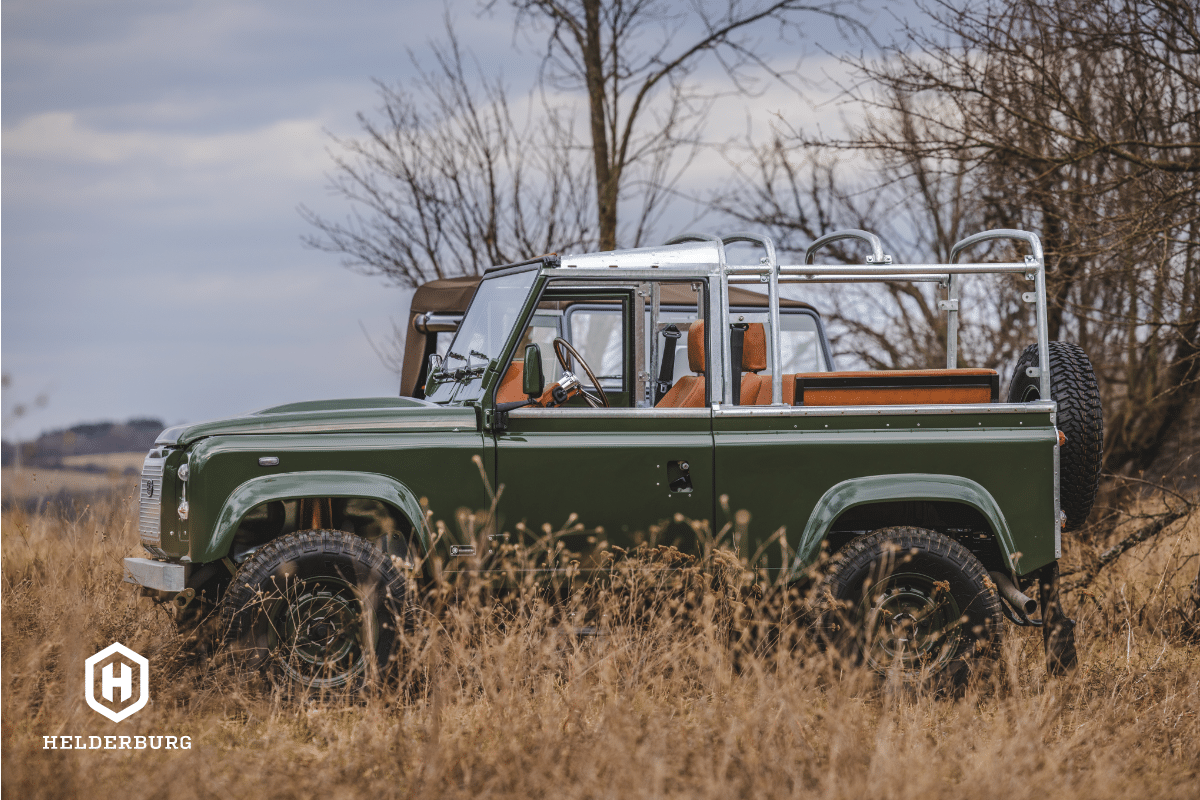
857;571;962;675
267;576;373;689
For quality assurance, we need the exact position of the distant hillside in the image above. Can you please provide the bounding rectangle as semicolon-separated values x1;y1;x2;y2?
1;418;165;468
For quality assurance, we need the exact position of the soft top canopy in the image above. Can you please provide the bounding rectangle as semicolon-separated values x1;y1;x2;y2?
409;275;484;314
409;274;815;316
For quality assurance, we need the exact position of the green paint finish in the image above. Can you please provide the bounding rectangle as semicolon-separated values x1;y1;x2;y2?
157;398;469;446
495;412;713;559
178;421;489;563
788;473;1017;578
156;448;189;558
713;410;1058;576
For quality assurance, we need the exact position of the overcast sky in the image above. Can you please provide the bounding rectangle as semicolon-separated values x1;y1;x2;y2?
2;0;916;441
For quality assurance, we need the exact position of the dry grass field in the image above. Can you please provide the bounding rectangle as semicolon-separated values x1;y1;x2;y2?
2;490;1198;799
0;467;138;505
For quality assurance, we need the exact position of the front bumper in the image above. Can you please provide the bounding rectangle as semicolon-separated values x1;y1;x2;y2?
123;558;188;592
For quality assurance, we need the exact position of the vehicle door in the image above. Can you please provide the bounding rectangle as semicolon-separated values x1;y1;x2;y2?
492;280;715;572
710;304;835;581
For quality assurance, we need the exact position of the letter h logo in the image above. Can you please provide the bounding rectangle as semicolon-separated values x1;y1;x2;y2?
85;643;149;722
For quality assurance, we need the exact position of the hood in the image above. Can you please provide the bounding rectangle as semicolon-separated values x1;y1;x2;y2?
155;397;477;446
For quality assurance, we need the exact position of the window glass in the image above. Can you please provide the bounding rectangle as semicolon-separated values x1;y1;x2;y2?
778;313;826;373
566;308;625;389
514;313;564;383
426;268;538;403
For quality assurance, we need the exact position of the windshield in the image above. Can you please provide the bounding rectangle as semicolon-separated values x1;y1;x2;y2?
425;268;539;404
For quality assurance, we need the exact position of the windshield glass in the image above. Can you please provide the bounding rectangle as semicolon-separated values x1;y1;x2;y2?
425;268;539;404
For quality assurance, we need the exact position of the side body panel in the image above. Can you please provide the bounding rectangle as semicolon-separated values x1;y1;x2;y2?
494;409;714;566
182;426;489;563
713;406;1059;578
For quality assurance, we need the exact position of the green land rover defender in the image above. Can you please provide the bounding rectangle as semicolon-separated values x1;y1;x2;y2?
124;228;1102;689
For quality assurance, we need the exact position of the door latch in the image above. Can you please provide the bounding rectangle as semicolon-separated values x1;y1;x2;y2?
667;460;693;493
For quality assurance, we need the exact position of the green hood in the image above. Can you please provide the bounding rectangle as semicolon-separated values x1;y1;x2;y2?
155;397;477;446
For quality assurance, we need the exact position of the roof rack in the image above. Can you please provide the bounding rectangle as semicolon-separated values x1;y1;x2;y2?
551;228;1050;404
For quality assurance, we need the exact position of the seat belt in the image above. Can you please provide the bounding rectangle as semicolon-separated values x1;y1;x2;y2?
730;323;748;405
654;324;682;404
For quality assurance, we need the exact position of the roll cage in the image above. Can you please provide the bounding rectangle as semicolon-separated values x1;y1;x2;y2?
455;228;1051;412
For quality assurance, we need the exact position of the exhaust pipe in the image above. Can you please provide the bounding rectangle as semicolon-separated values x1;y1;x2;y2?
989;571;1038;616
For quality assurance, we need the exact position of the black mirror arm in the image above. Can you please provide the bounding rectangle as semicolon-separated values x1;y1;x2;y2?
495;397;536;413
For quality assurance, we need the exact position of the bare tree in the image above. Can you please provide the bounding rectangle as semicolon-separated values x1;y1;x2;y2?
504;0;863;251
301;26;596;287
723;0;1200;476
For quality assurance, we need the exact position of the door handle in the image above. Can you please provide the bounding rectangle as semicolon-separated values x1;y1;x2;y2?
667;460;693;493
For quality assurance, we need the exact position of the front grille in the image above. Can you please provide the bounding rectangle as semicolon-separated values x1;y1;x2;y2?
139;452;168;556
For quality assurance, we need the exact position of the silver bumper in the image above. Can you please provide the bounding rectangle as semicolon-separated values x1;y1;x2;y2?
123;558;188;592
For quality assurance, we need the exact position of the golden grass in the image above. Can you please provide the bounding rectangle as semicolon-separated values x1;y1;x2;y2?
2;494;1198;799
1;468;137;503
59;453;147;473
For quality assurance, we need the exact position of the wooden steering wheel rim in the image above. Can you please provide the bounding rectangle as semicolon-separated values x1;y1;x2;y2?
552;337;610;408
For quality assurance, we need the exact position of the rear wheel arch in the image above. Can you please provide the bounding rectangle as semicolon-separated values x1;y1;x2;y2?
790;474;1020;579
824;499;1010;574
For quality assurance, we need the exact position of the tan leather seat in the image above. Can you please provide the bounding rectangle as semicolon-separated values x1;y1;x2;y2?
496;361;526;403
738;323;771;405
657;321;707;408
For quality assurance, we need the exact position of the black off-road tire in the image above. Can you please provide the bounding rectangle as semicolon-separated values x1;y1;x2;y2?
221;529;408;691
1008;342;1104;530
821;527;1003;690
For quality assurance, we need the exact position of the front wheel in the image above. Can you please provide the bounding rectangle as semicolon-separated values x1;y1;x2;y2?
220;529;408;691
822;527;1002;689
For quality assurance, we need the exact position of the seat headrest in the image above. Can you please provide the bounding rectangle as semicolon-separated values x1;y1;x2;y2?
687;320;705;373
743;323;767;372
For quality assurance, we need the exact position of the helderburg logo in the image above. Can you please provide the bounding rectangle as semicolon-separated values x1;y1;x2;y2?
42;643;191;750
85;642;149;723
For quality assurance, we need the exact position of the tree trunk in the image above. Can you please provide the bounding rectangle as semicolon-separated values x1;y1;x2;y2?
580;0;617;251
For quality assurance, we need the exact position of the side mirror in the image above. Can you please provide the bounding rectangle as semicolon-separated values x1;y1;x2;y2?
426;352;443;376
522;344;545;397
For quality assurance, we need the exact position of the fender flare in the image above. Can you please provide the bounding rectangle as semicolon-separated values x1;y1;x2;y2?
198;471;428;563
787;473;1020;580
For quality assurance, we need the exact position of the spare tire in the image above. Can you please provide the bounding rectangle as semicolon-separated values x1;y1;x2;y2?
1008;342;1103;529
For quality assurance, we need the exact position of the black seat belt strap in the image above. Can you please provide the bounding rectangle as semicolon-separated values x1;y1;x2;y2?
730;323;748;405
654;324;682;404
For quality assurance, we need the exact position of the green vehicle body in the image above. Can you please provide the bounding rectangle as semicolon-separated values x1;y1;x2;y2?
125;229;1063;615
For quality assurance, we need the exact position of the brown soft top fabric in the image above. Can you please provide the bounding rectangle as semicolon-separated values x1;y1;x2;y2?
409;275;485;314
407;274;815;315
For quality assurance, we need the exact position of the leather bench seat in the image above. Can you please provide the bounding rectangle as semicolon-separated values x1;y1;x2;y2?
787;369;999;406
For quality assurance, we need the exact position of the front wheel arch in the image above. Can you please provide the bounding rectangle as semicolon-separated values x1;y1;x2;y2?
201;471;428;563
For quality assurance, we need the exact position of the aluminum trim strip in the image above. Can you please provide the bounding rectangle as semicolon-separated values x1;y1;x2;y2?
506;401;1054;420
712;401;1056;417
199;420;477;435
509;407;713;420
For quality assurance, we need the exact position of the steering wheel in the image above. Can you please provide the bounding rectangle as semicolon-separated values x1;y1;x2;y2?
552;337;610;408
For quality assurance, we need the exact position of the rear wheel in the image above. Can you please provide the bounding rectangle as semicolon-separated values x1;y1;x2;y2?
822;527;1002;689
221;529;408;691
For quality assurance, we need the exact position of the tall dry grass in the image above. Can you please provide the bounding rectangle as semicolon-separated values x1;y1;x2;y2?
3;489;1198;799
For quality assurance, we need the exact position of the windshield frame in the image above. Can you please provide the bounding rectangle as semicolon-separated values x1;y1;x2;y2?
424;262;544;405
